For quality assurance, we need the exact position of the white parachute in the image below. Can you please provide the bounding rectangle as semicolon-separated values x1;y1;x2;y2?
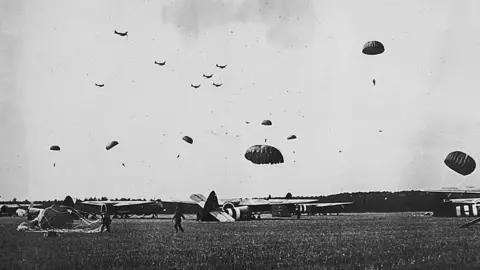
16;208;26;217
17;204;102;233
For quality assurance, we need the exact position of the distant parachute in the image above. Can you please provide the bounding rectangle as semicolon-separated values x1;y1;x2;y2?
362;41;385;55
261;120;272;126
244;145;284;165
106;141;119;150
182;136;193;144
50;145;61;151
287;135;297;140
444;151;476;176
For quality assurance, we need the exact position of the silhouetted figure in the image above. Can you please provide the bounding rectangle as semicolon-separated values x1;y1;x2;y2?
373;79;376;86
172;207;185;233
296;208;301;219
101;213;112;233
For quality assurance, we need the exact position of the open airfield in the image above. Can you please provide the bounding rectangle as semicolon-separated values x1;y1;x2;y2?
2;213;480;269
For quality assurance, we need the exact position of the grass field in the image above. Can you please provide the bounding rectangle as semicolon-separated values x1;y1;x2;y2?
2;213;480;269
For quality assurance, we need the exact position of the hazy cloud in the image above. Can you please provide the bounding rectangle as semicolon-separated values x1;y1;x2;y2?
161;0;316;48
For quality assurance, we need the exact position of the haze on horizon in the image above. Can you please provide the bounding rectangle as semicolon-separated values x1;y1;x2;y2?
2;0;480;201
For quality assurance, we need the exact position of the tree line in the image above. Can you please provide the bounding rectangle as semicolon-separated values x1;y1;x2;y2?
1;190;473;213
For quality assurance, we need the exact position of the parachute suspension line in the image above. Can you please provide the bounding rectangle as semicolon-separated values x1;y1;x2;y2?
455;153;470;189
457;175;468;190
439;169;447;188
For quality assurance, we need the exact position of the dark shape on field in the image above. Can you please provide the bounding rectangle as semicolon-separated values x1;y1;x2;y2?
95;83;104;87
106;141;119;150
287;135;297;140
261;120;272;126
379;130;383;133
114;30;128;37
191;84;200;89
244;145;284;165
203;74;213;78
182;136;193;144
373;79;376;86
213;83;223;87
362;41;385;55
246;121;250;124
285;192;293;199
154;61;166;66
63;195;75;208
50;145;61;151
444;151;476;176
122;163;125;167
177;154;180;158
216;64;227;69
53;163;55;167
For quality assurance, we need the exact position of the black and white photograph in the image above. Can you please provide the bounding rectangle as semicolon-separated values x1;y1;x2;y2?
2;0;480;269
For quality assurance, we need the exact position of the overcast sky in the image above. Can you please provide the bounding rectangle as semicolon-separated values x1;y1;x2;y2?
2;0;480;201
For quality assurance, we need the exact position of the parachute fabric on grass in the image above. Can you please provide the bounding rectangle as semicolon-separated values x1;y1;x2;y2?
16;209;26;217
17;205;102;233
245;145;284;165
444;151;476;176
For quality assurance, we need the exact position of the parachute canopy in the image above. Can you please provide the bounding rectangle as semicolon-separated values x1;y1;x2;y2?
444;151;476;176
16;208;26;217
245;145;284;165
261;120;272;126
182;136;193;144
106;141;119;150
287;135;297;140
17;205;102;233
362;41;385;55
50;145;61;151
38;205;74;230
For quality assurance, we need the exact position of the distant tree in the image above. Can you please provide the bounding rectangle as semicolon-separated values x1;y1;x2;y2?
285;192;292;199
12;198;17;203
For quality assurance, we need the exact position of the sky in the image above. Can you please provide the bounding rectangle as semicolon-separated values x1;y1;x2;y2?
2;0;480;201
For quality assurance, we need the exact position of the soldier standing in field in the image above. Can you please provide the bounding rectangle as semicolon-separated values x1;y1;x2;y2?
296;207;301;220
172;207;185;233
100;212;112;233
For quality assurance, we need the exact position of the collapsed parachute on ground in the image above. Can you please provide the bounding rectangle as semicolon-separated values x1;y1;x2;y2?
261;120;272;126
16;209;26;217
287;135;297;140
17;205;101;233
444;151;476;176
50;145;61;151
182;136;193;144
106;141;119;150
362;41;385;55
244;145;284;165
